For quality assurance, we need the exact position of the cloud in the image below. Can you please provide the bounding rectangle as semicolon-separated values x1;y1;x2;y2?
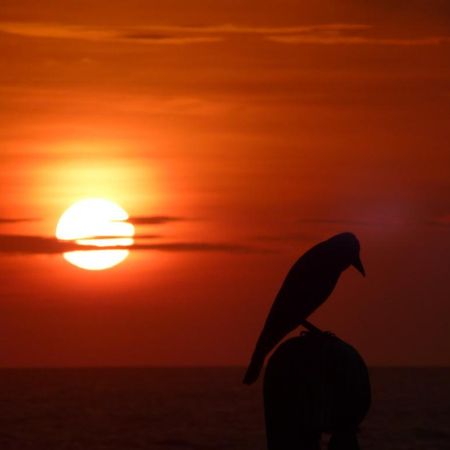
300;216;450;230
84;234;161;240
129;242;259;253
267;35;449;46
127;23;370;35
0;22;222;45
116;33;221;45
0;22;114;40
426;214;450;228
252;232;311;243
298;218;377;226
0;21;446;47
0;234;96;255
127;216;185;225
0;217;39;224
0;234;261;255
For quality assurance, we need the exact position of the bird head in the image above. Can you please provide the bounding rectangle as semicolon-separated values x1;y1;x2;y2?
330;232;365;276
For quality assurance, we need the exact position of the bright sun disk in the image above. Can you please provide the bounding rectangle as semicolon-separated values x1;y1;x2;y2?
56;198;135;271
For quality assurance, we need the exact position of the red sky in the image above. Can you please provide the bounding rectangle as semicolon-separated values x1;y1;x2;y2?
0;0;449;367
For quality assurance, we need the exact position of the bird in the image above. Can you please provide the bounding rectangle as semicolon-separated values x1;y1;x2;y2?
243;232;365;385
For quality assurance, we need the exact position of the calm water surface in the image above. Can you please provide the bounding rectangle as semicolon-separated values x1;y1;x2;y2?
0;368;448;450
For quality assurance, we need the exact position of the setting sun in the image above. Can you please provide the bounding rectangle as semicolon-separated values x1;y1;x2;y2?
55;198;135;271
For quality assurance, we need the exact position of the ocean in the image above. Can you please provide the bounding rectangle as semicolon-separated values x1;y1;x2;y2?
0;368;448;449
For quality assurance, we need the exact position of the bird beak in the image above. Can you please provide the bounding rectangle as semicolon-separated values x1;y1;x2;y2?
352;255;366;277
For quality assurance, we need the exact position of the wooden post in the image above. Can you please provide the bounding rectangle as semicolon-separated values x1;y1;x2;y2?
263;332;371;450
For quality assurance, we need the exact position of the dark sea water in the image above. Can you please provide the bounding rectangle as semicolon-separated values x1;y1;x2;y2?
0;368;448;450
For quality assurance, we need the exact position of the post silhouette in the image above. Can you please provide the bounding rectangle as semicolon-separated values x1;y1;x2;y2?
263;331;371;450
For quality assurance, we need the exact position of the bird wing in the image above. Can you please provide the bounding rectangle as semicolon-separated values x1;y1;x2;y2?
255;253;340;359
252;264;317;358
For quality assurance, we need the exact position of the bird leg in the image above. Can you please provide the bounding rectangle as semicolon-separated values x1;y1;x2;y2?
302;321;336;339
302;320;323;334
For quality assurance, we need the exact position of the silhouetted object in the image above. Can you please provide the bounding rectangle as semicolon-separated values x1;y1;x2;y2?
243;232;365;384
264;332;371;450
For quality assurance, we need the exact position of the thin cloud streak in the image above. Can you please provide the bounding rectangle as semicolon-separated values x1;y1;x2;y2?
127;216;185;225
1;21;446;47
268;35;449;46
300;216;450;229
426;214;450;228
0;22;222;45
121;23;370;35
0;218;39;224
0;235;96;255
0;234;263;255
298;218;379;226
130;242;261;253
84;234;162;240
252;232;311;243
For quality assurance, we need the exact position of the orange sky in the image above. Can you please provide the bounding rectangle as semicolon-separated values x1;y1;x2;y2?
0;0;449;367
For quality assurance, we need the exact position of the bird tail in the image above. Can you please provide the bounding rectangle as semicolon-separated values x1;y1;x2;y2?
243;353;265;385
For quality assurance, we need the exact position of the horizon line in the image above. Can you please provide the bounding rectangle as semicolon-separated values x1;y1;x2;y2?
0;364;448;370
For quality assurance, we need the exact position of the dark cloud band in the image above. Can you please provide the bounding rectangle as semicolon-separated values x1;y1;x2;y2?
0;234;261;255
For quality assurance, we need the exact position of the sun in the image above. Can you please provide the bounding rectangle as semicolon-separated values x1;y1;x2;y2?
56;198;135;271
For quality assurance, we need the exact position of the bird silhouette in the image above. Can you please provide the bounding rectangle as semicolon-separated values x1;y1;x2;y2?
243;232;365;385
